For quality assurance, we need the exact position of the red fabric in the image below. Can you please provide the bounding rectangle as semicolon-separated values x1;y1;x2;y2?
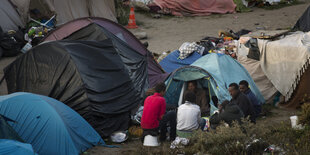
141;93;166;129
154;0;236;16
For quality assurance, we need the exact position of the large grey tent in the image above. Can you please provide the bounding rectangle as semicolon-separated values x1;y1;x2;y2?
294;5;310;32
0;0;24;31
10;0;117;25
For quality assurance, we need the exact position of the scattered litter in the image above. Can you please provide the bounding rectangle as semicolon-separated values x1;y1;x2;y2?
134;32;148;39
110;131;129;143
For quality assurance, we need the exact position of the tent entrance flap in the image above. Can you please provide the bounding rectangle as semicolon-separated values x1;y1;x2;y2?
172;67;210;81
165;77;218;115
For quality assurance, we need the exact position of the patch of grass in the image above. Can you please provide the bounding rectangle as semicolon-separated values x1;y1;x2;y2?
261;103;276;117
299;103;310;126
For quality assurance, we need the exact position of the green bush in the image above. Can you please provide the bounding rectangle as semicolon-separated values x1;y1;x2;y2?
185;120;270;155
184;120;310;155
299;103;310;126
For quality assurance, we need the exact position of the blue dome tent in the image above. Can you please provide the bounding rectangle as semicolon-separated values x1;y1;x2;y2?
165;53;264;114
159;50;202;73
0;92;105;155
0;139;37;155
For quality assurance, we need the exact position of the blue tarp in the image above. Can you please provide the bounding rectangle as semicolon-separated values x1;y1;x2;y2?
159;50;202;73
0;92;105;155
0;139;37;155
192;53;265;103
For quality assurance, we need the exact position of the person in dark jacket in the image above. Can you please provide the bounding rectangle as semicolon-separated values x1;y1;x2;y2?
228;83;256;123
209;100;244;129
239;80;261;117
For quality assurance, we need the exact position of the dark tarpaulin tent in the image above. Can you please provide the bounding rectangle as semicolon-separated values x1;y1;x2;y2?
3;40;142;137
63;23;148;97
42;17;169;88
294;6;310;32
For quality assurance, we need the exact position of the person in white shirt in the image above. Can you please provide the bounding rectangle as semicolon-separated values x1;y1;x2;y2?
177;91;206;138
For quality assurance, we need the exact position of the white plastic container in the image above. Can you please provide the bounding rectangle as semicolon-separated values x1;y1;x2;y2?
290;116;298;128
143;135;160;147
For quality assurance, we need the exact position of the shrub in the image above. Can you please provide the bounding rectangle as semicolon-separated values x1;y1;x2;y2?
299;103;310;126
185;120;270;155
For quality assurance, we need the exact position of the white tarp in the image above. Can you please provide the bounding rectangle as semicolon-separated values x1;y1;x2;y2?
0;0;24;31
258;31;310;101
11;0;117;25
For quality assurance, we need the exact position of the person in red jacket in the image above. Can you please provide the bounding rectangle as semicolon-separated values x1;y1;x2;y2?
141;82;176;142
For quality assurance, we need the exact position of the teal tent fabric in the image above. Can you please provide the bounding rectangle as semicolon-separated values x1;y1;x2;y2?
0;115;23;142
0;139;37;155
0;92;105;155
192;53;265;103
165;66;218;114
164;53;264;115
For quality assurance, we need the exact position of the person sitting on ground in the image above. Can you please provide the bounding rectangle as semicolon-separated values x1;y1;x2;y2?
141;83;176;142
239;80;262;117
228;83;256;123
185;80;209;116
209;100;244;129
177;91;206;138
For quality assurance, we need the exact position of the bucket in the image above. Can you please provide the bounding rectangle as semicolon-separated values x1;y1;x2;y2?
290;116;298;128
143;135;159;147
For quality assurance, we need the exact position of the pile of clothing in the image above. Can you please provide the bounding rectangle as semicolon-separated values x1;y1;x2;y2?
174;29;252;61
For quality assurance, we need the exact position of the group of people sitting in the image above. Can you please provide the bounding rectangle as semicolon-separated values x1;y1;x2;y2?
140;80;261;143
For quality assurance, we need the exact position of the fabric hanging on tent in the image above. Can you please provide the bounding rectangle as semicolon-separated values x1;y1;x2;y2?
258;31;310;101
237;56;277;101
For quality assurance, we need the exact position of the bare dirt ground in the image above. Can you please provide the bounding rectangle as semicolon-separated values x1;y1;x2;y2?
0;2;309;155
131;2;310;54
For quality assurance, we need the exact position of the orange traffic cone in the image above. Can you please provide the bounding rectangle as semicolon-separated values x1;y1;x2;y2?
126;7;138;29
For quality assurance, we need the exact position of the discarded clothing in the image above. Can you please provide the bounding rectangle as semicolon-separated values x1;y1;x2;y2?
179;42;205;59
170;137;189;149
